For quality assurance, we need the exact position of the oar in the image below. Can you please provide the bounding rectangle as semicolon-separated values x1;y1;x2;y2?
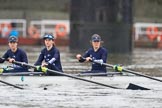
0;58;24;89
0;80;23;89
12;61;149;90
91;59;162;83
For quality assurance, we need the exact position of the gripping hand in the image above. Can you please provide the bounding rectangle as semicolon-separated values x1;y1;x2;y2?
36;66;48;73
113;65;123;72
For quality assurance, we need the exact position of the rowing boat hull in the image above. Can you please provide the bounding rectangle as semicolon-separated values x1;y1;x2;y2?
0;71;123;76
1;71;161;90
0;71;127;88
0;76;71;86
0;75;154;89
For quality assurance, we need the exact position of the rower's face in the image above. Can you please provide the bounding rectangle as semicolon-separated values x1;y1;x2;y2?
8;42;18;50
92;41;101;49
44;39;54;47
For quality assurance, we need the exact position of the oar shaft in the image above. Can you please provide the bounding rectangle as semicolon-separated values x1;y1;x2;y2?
0;80;23;89
92;60;162;83
123;69;162;82
13;61;122;89
48;68;121;89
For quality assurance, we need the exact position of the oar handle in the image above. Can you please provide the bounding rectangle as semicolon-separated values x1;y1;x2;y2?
80;56;109;66
13;61;35;68
79;56;86;61
82;57;119;71
80;56;100;63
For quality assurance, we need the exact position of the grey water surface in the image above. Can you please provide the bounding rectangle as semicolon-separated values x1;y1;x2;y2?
0;46;162;108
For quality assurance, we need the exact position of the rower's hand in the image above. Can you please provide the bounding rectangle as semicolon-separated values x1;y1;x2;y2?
41;62;48;67
35;66;48;73
113;65;123;72
8;58;15;63
76;54;82;60
86;57;92;62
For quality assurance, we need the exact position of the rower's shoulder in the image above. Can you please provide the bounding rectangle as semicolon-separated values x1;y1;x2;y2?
41;47;48;52
17;48;27;54
87;47;93;52
52;47;60;52
100;47;108;52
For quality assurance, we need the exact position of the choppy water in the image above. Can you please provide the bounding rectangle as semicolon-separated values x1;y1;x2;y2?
0;76;162;108
0;46;162;108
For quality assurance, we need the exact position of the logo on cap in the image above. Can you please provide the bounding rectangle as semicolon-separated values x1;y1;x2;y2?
8;36;18;42
43;34;54;40
91;34;101;42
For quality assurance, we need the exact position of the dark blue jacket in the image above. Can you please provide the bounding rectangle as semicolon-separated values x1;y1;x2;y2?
80;47;108;72
0;48;28;72
35;46;63;73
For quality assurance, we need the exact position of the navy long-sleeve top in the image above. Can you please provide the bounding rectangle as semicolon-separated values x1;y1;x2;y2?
0;48;28;69
80;47;108;72
35;46;62;72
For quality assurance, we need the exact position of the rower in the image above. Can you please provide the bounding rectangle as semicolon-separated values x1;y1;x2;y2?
34;34;63;76
0;36;29;73
76;34;108;73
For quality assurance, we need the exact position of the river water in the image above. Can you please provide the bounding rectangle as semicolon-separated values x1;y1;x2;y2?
0;76;162;108
0;46;162;108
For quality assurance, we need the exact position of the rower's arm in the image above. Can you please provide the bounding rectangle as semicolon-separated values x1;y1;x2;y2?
0;51;9;63
0;58;5;63
78;57;86;62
